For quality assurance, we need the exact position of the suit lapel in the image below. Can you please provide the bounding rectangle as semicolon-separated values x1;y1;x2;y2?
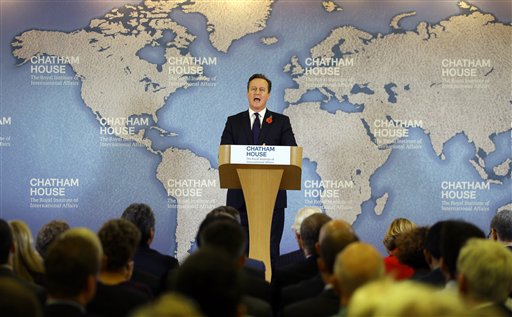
258;110;272;144
241;110;254;144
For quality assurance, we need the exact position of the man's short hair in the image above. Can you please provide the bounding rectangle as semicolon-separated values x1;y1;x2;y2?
457;238;512;303
45;228;103;297
207;206;241;224
199;218;247;260
423;220;447;260
291;206;322;234
247;74;272;93
319;220;359;273
121;203;155;246
0;218;13;264
491;209;512;241
35;220;70;259
98;219;141;271
300;213;331;254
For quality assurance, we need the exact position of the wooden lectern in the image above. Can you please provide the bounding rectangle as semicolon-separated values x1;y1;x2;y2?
218;145;302;281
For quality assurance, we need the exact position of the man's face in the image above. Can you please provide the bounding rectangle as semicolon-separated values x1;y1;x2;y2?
247;78;270;112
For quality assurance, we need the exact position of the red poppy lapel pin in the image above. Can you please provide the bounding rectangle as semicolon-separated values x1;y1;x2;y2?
266;116;273;124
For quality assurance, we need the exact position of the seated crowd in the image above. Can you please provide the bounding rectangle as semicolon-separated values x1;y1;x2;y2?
0;204;511;317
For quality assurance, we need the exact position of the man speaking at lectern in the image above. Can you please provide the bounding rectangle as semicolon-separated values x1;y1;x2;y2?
220;73;297;264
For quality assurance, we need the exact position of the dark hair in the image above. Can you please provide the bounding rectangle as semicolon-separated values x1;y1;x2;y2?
247;74;272;93
207;206;241;224
395;226;430;270
423;221;447;260
200;218;247;259
440;220;485;279
300;213;331;255
98;219;141;271
0;219;13;264
175;247;241;317
491;209;512;241
35;220;70;259
121;203;155;246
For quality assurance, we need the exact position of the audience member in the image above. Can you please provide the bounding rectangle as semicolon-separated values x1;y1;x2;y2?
439;220;485;291
87;219;150;317
418;220;447;287
44;227;103;317
394;226;430;280
282;220;359;317
0;218;46;305
174;247;243;317
275;206;322;268
382;217;416;280
490;209;512;250
9;220;45;285
35;220;70;260
457;238;512;316
0;277;43;317
131;293;204;317
121;203;179;294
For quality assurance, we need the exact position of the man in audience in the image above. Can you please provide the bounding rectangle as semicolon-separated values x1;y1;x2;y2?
490;209;512;250
0;277;42;317
0;218;45;305
175;247;244;317
331;242;385;317
121;203;179;293
457;238;512;316
439;220;485;291
418;220;447;287
87;219;151;317
44;227;102;317
281;219;359;316
35;219;70;260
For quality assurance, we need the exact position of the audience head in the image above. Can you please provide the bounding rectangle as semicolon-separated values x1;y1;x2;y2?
291;206;322;235
490;209;512;243
299;213;331;256
199;218;247;264
395;226;430;271
131;293;204;317
0;277;43;317
423;220;447;268
383;217;416;253
457;238;512;305
333;242;384;304
207;206;241;224
121;203;155;246
0;218;14;265
9;220;45;283
98;218;141;273
35;219;70;259
175;247;242;317
439;220;485;280
45;227;103;303
318;219;359;274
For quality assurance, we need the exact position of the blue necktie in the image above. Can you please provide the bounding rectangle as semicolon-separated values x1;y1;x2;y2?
252;112;260;144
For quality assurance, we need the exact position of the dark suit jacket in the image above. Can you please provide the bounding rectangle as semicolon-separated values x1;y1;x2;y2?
133;244;179;293
282;288;339;317
275;249;305;269
281;274;325;308
0;266;46;305
44;302;88;317
220;109;297;209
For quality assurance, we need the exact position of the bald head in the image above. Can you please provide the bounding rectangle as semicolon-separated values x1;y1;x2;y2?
319;220;358;273
334;242;384;300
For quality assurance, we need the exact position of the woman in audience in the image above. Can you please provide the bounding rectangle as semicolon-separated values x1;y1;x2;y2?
382;217;416;280
9;220;45;285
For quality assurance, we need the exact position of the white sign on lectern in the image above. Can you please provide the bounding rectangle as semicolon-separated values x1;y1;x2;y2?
230;145;291;165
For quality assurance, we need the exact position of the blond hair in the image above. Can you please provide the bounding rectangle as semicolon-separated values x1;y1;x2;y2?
383;218;416;251
9;220;45;283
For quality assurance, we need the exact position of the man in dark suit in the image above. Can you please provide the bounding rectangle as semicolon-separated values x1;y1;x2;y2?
220;73;297;263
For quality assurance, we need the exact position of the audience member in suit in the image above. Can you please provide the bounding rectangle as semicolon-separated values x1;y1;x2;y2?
0;218;46;306
418;220;448;287
394;226;430;280
271;213;331;312
0;277;43;317
121;203;179;294
275;206;322;269
331;242;385;317
382;217;416;280
220;73;297;263
174;247;244;317
9;220;46;285
281;219;359;317
457;238;512;317
439;220;485;291
131;293;205;317
490;209;512;250
44;227;103;317
198;217;272;316
87;219;151;317
35;219;69;260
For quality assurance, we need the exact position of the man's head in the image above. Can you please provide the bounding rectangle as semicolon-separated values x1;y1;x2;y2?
247;74;271;112
207;206;241;224
333;242;384;305
490;209;512;243
0;218;13;265
199;218;247;266
291;206;322;235
318;219;359;275
35;220;70;259
299;213;331;257
422;220;447;269
98;219;141;273
457;238;512;305
45;228;103;304
121;203;155;246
